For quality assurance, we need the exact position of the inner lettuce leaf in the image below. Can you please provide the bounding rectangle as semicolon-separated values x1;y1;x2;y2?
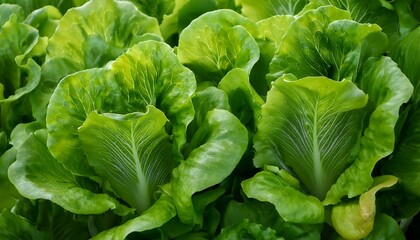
177;9;260;83
237;0;307;21
42;0;161;83
254;76;367;200
8;130;132;216
307;0;400;47
46;41;195;176
170;109;248;225
268;5;389;83
78;107;172;213
32;0;162;123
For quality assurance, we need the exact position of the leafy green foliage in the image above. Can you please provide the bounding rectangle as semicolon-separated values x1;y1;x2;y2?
1;0;419;239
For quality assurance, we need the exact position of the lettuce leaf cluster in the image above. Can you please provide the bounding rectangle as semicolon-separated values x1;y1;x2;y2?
1;0;419;239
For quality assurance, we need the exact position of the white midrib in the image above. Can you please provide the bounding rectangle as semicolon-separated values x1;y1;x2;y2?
312;101;326;199
131;124;150;212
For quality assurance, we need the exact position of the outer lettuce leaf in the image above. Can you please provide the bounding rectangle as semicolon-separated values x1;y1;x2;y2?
218;68;264;131
390;26;420;103
8;131;132;216
383;27;420;197
0;210;49;240
47;41;195;176
331;175;397;239
237;0;307;21
91;192;176;240
242;169;324;224
252;15;294;94
365;214;406;240
254;77;367;199
187;86;230;143
78;107;173;213
171;109;248;225
0;15;41;103
177;9;260;83
324;57;413;204
382;106;420;197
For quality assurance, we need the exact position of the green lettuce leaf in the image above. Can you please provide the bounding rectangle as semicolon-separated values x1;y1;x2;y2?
187;86;230;143
237;0;307;21
24;5;62;37
390;26;420;103
218;68;264;131
251;15;294;94
0;15;41;102
8;131;132;216
331;175;398;239
0;210;49;240
120;0;175;23
325;57;413;204
268;5;388;82
365;213;406;240
46;41;195;176
177;9;260;83
254;76;367;200
215;219;281;240
91;192;176;240
0;0;88;16
308;0;400;47
78;106;173;213
171;109;248;225
382;27;420;197
0;3;23;26
242;168;324;224
42;0;161;83
32;0;162;123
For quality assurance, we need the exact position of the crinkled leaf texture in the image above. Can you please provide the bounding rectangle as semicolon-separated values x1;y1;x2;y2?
254;76;368;200
177;9;260;83
268;5;387;82
0;14;41;104
46;41;195;176
42;0;161;83
78;106;173;213
8;131;132;216
171;109;248;225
